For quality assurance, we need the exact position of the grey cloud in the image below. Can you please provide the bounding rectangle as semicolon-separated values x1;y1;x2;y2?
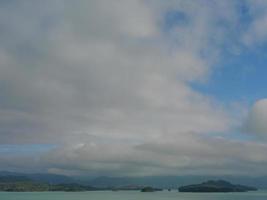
29;134;267;176
0;0;263;176
0;0;233;144
242;0;267;46
244;99;267;137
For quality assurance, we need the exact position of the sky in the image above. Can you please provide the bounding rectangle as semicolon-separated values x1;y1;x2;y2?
1;0;267;177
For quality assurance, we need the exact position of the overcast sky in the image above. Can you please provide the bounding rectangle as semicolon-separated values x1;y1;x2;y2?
1;0;267;177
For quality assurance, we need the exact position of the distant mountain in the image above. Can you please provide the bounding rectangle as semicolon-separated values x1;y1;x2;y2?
0;171;75;184
87;175;267;189
88;176;222;188
178;180;257;192
27;173;75;184
0;175;31;183
1;171;267;189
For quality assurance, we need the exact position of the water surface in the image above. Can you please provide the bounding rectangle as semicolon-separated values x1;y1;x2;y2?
0;190;267;200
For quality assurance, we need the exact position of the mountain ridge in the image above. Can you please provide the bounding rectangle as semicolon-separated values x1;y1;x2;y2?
0;171;266;189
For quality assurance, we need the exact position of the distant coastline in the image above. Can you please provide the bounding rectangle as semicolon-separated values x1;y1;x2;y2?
0;175;145;192
0;172;259;192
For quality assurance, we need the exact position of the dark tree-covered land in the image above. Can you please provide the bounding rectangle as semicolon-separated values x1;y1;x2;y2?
178;180;257;193
0;176;97;192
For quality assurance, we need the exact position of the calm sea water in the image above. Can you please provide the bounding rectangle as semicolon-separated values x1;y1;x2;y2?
0;190;267;200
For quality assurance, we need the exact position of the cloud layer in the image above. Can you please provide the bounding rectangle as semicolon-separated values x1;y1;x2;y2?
0;0;267;176
244;99;267;137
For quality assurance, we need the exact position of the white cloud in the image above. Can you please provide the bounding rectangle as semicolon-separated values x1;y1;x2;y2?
242;0;267;46
244;99;267;137
0;0;234;143
0;0;265;176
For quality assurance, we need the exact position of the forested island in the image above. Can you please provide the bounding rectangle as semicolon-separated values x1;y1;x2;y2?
178;180;257;193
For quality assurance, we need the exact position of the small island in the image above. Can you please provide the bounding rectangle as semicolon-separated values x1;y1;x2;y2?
141;186;163;192
178;180;257;193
